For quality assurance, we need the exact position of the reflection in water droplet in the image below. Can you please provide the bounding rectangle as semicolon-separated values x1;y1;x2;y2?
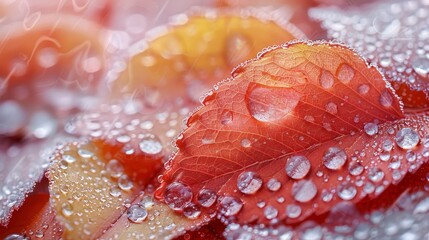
319;70;334;89
127;204;148;223
247;83;301;122
219;196;243;217
164;182;193;210
198;189;217;207
337;64;355;84
395;128;420;149
285;155;311;179
237;171;263;194
292;180;317;202
323;147;347;170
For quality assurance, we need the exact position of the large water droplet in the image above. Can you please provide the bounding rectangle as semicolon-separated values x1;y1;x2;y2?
139;135;163;157
364;122;378;136
337;182;357;200
237;171;262;194
395;128;419;149
164;182;193;210
292;180;317;202
219;196;243;217
286;204;302;218
127;204;148;223
337;64;355;84
285;155;311;179
197;189;217;208
412;56;429;79
323;147;347;170
319;70;334;89
247;83;301;122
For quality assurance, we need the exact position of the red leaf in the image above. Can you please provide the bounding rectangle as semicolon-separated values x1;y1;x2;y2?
155;41;429;225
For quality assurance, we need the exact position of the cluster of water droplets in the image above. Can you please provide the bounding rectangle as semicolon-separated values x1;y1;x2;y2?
310;0;429;94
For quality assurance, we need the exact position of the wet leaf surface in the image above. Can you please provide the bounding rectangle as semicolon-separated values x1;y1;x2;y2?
156;41;429;226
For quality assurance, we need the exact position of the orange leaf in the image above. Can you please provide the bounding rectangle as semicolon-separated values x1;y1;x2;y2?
155;41;429;225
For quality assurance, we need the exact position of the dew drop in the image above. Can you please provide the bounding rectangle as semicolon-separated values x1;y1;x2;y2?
285;155;311;179
220;110;233;125
77;149;94;158
240;138;251;148
219;196;243;217
337;64;355;84
368;167;384;183
266;178;281;192
197;189;217;208
127;204;148;223
319;70;334;89
106;159;124;178
118;175;133;191
247;83;301;122
412;56;429;78
337;182;357;200
395;128;419;149
379;152;391;161
364;122;378;136
4;234;28;240
358;84;370;95
406;150;416;162
323;147;347;170
348;162;364;176
141;196;155;209
116;135;131;143
237;171;263;194
62;202;73;217
264;205;278;220
62;155;76;163
379;90;393;108
139;135;163;157
164;182;193;210
382;139;394;151
292;180;317;203
183;203;201;219
325;102;338;115
109;186;122;197
286;204;302;218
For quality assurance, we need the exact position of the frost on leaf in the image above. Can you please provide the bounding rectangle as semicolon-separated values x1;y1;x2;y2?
310;0;429;108
111;7;304;103
156;41;429;225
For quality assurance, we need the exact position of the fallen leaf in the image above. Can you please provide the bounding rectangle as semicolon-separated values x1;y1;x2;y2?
155;41;429;225
111;7;304;103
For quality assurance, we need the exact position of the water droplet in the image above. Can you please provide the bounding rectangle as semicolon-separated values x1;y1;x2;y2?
368;167;384;183
183;203;201;219
237;171;262;194
337;182;357;200
141;196;155;209
364;122;378;136
29;111;57;139
337;64;355;84
348;162;364;175
164;182;193;210
406;150;416;162
382;139;394;151
285;155;311;179
62;155;76;163
319;70;334;89
323;147;347;170
241;138;251;148
358;84;370;95
0;101;25;135
118;175;133;191
197;189;217;207
219;196;243;217
62;202;73;217
139;135;163;157
4;234;28;240
379;90;393;108
116;135;131;143
395;128;419;149
264;205;278;220
266;178;281;192
220;110;233;125
247;83;301;122
325;102;338;115
127;204;148;223
379;152;391;161
77;148;94;158
286;204;301;218
412;56;429;78
109;186;122;197
106;159;124;178
292;180;317;202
